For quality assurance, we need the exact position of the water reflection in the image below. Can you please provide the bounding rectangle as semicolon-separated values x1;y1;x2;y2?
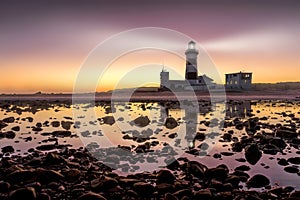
226;100;251;118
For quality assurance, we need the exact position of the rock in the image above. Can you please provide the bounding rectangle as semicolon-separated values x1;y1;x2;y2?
204;167;228;181
101;177;119;191
235;165;250;171
9;187;36;200
5;131;16;139
276;128;298;139
245;144;262;165
133;182;155;197
78;192;107;200
164;193;179;200
2;145;14;153
168;133;178;139
0;120;8;129
247;174;270;188
194;132;205;141
63;169;81;180
36;169;65;184
232;142;243;152
194;189;212;200
4;170;35;184
186;161;207;178
52;130;71;137
157;170;176;184
284;166;299;174
157;183;174;194
165;117;178;129
290;191;300;198
3;117;15;123
0;181;10;193
270;138;287;149
44;152;66;165
36;144;56;151
220;152;234;156
278;159;289;166
287;157;300;165
133;116;150;127
11;126;20;131
100;116;115;125
51;121;60;127
61;121;73;130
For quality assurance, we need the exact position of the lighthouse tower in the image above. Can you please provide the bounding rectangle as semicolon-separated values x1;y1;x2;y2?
185;41;199;85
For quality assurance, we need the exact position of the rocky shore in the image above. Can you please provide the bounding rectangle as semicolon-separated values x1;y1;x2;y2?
0;99;299;199
0;148;300;200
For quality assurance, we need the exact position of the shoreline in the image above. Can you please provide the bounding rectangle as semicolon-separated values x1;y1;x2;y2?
0;89;300;101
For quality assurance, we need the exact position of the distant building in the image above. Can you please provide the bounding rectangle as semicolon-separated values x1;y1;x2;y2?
160;41;216;91
225;71;252;90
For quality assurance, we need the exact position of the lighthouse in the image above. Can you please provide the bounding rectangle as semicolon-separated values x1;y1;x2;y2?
185;41;199;85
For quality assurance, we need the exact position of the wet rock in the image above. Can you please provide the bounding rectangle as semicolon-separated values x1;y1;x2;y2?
164;193;178;200
9;187;36;200
133;116;150;127
172;189;192;199
247;174;270;188
157;169;176;184
52;130;71;137
194;132;205;141
11;126;20;131
3;116;15;123
61;121;73;130
78;192;107;200
101;116;115;125
133;182;155;197
157;183;174;194
222;133;232;141
287;157;300;165
221;152;234;156
284;166;299;174
0;181;10;193
204;166;228;181
185;161;207;178
165;117;178;129
0;120;8;129
36;169;64;184
290;191;300;198
168;133;178;139
245;144;262;165
194;189;212;200
278;159;289;166
276;128;298;139
36;144;56;151
270;138;287;149
44;152;66;165
2;145;14;153
232;142;243;152
235;165;250;171
51;121;60;127
5;131;16;139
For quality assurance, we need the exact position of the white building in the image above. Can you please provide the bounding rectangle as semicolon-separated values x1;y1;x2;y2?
160;41;216;91
225;71;252;90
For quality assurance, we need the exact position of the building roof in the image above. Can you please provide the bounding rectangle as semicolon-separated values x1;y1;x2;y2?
225;71;252;75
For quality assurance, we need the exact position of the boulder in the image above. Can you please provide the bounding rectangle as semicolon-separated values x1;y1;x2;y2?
133;116;150;127
165;117;178;129
9;187;36;200
78;192;106;200
245;144;262;165
247;174;270;188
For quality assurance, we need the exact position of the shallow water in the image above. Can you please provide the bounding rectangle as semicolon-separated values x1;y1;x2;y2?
0;100;299;189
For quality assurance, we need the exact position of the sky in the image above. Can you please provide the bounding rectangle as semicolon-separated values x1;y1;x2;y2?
0;0;300;93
